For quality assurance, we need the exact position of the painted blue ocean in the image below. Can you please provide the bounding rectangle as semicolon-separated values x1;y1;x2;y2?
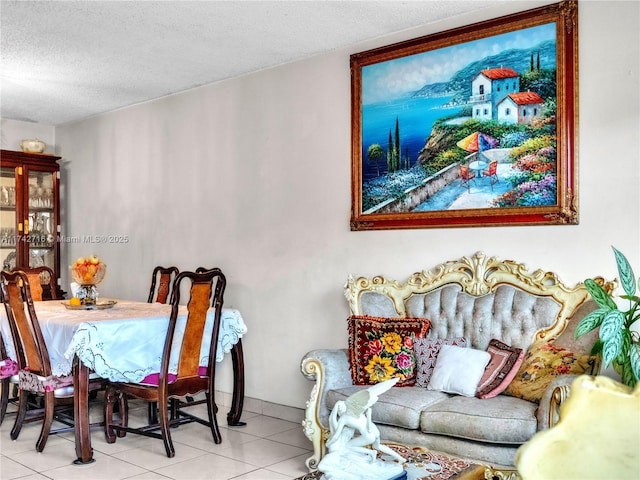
362;95;462;181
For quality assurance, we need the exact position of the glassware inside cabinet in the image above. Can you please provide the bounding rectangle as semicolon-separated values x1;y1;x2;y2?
27;170;56;271
1;166;18;270
29;212;54;245
29;248;53;269
28;171;54;208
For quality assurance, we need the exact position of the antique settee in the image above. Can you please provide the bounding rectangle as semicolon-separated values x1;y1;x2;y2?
301;252;607;471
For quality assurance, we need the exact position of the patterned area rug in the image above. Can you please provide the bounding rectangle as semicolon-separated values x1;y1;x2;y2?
296;444;485;480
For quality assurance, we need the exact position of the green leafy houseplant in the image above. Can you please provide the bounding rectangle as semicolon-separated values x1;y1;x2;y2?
575;247;640;387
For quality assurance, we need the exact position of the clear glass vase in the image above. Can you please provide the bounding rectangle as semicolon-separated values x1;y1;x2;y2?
77;284;98;305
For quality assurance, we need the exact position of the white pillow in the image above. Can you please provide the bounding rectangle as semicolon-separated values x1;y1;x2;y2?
427;344;491;396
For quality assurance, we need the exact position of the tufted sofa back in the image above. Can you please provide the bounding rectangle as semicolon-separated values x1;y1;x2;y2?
347;252;608;356
361;284;560;352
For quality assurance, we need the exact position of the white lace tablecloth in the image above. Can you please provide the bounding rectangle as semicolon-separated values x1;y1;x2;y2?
0;300;247;382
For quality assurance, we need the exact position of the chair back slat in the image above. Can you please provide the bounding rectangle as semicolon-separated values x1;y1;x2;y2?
25;274;44;301
0;271;51;376
156;278;171;304
177;281;212;377
148;266;179;304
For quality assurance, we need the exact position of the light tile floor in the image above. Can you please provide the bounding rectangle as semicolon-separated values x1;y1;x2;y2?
0;395;312;480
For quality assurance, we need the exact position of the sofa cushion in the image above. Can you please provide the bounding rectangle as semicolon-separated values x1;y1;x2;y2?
504;341;591;403
347;315;430;386
476;339;524;399
427;345;490;397
327;386;450;430
414;337;467;387
420;394;538;444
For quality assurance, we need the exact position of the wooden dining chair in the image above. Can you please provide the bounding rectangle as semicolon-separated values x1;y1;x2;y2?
1;270;54;427
145;265;179;423
482;160;499;189
104;269;227;458
0;270;105;451
174;267;224;411
147;266;179;304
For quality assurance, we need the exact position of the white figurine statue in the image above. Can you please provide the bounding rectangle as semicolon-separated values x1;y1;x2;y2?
318;378;406;480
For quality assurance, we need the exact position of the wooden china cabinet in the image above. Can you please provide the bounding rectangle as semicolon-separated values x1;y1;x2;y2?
0;149;64;298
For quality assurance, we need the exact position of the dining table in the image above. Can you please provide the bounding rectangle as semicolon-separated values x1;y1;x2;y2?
0;299;248;465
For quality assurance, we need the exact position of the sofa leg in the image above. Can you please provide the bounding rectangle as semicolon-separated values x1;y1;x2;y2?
301;415;326;470
301;358;327;471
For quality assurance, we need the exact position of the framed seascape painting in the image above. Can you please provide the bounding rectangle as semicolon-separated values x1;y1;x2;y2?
350;0;578;230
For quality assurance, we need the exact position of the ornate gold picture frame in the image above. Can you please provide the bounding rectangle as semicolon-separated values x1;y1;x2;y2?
350;1;578;230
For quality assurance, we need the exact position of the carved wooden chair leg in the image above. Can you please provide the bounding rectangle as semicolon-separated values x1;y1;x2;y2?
158;392;175;457
117;391;128;437
35;391;55;452
206;392;222;444
10;387;30;440
104;386;118;443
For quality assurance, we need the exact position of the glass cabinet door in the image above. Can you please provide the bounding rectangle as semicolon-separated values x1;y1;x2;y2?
26;169;56;271
1;150;62;298
0;166;18;270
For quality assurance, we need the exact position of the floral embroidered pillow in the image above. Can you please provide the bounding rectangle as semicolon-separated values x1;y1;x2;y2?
503;342;591;403
347;315;430;386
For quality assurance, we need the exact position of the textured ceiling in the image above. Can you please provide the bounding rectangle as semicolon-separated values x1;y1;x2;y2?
1;0;505;126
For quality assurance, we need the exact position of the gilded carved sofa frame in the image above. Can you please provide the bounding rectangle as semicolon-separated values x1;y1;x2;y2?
301;252;611;471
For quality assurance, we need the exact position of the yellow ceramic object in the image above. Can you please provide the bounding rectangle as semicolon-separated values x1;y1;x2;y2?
515;375;640;480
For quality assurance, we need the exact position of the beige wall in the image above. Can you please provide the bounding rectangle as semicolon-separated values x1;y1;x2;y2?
13;1;637;410
1;119;55;153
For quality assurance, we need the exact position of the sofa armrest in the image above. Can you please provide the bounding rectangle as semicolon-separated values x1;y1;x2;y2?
536;374;584;430
300;348;352;470
536;354;599;430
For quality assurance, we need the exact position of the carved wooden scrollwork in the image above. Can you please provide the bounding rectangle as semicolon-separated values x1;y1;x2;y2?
345;251;597;342
559;0;578;34
484;467;521;480
548;384;570;428
348;251;590;305
544;191;578;224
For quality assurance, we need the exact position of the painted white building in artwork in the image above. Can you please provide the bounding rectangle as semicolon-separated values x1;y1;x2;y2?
470;68;520;121
469;67;545;125
497;91;544;124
